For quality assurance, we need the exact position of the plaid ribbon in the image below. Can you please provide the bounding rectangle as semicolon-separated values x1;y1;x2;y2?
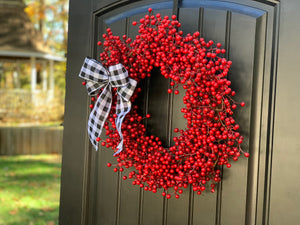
79;57;137;155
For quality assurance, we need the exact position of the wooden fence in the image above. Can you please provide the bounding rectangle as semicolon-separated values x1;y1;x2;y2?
0;125;63;155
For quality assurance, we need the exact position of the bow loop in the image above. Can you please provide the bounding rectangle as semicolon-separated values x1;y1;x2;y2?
79;57;109;82
85;80;108;96
79;57;110;96
79;57;137;154
108;64;129;87
117;78;137;102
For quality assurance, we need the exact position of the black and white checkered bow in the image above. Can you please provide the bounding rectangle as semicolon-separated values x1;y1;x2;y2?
79;57;137;155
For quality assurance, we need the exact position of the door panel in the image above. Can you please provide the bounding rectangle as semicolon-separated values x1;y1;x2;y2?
92;1;272;225
142;68;169;225
60;1;282;225
220;12;256;225
93;19;127;225
189;7;227;225
202;8;227;45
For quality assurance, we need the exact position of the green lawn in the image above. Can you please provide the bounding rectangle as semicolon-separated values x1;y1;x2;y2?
0;154;61;225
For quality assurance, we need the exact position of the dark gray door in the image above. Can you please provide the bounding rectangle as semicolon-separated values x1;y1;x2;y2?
60;1;300;225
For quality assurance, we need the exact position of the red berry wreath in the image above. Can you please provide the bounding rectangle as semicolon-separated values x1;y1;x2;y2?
81;8;248;199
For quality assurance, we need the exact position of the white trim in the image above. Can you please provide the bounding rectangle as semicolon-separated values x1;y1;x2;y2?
30;57;36;92
0;50;65;62
42;61;48;91
49;60;55;99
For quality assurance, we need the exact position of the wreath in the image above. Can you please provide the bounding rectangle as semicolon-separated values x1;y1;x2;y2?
79;8;248;199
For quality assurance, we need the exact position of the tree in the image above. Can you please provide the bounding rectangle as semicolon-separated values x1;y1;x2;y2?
24;0;69;55
25;0;68;94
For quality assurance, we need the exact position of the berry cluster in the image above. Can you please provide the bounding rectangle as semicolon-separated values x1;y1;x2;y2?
84;8;248;199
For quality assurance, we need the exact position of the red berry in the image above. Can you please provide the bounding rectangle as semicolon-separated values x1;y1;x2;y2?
244;152;250;157
82;81;86;85
193;31;200;37
240;102;245;107
107;163;111;167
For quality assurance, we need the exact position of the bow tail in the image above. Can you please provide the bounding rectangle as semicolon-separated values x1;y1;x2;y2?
87;85;112;151
114;96;132;155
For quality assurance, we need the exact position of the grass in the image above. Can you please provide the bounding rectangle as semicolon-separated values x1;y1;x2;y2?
0;154;61;225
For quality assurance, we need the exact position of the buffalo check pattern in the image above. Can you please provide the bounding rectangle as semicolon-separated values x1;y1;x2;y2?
79;57;137;153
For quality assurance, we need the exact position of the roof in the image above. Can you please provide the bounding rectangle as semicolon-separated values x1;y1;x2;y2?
0;0;65;61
